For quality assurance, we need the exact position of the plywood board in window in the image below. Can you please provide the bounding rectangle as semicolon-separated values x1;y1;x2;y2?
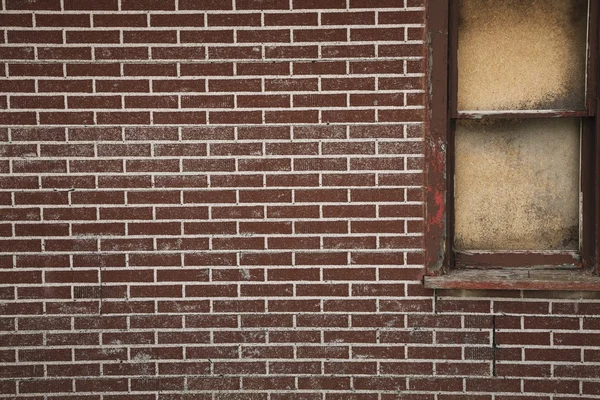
454;118;580;250
457;0;588;111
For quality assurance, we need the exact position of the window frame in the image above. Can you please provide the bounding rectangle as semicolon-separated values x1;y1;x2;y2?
424;0;600;290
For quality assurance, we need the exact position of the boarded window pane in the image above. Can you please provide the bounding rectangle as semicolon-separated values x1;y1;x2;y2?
457;0;588;111
454;118;580;250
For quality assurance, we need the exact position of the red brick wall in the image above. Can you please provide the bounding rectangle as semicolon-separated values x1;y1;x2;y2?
1;0;600;398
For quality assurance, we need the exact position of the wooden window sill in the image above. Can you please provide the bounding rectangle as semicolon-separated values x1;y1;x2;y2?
424;268;600;291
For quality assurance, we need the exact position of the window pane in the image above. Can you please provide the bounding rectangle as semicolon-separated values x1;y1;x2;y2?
457;0;588;111
454;118;580;250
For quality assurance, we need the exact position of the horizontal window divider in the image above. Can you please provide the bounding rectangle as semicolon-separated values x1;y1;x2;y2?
454;250;581;269
454;110;592;119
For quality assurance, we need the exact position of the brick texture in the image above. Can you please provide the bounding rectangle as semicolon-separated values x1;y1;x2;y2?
0;0;599;398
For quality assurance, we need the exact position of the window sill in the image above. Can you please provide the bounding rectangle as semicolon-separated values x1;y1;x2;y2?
424;267;600;291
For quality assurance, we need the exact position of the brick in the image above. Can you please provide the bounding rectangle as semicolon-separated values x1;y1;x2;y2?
155;206;209;219
126;127;178;141
127;159;180;172
269;362;321;375
94;13;147;27
379;10;425;24
179;0;233;9
554;333;600;346
152;47;205;59
123;63;177;76
266;78;318;91
298;377;350;390
237;0;289;9
524;380;579;394
237;62;289;75
68;95;122;109
238;95;290;108
0;207;40;221
96;79;149;93
182;94;234;108
95;47;149;60
10;63;63;77
39;79;94;93
75;378;129;392
101;301;154;314
188;377;240;390
8;30;63;43
294;61;346;75
269;300;320;313
238;29;291;43
584;382;600;395
97;111;150;125
322;77;375;90
151;13;204;27
0;271;41;284
156;175;208;188
154;79;206;92
185;221;236;235
523;316;580;330
265;12;318;26
67;30;120;43
75;348;127;361
67;63;120;76
243;377;296;390
124;30;177;43
210;78;261;92
7;0;59;10
0;80;36;93
410;377;463;392
0;47;35;60
122;0;175;9
19;379;74;393
0;13;33;26
294;28;347;42
379;76;425;90
323;11;375;25
496;332;550;346
0;364;43;378
209;46;263;59
496;363;551;378
181;30;234;43
47;364;100;377
208;13;261;27
266;45;318;59
351;27;404;41
156;111;207;124
293;0;346;8
322;267;375;281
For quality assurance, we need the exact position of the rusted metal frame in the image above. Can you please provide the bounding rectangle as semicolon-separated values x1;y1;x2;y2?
424;0;450;276
446;0;459;270
596;106;600;276
449;1;595;270
425;0;600;284
583;0;600;274
575;1;598;272
587;0;598;115
448;0;459;119
595;0;600;275
455;251;581;269
581;118;595;270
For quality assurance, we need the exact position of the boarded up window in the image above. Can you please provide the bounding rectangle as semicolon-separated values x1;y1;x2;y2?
454;118;581;250
457;0;588;111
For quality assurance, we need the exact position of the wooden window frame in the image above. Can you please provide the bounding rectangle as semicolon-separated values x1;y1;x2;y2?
424;0;600;291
